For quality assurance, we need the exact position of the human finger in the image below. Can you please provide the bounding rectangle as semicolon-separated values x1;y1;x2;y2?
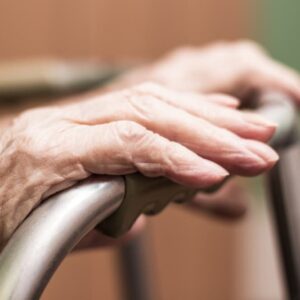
75;120;229;188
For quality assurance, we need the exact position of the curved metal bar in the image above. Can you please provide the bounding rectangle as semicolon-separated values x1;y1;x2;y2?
0;90;297;300
256;91;298;147
258;92;300;299
0;176;124;300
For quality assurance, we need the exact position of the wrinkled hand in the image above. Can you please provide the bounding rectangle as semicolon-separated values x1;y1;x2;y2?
0;83;278;248
76;41;300;248
127;40;299;220
123;40;300;102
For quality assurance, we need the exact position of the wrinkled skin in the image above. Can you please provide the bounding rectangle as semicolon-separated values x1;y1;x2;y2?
0;82;277;249
1;40;300;250
103;40;300;235
119;40;300;101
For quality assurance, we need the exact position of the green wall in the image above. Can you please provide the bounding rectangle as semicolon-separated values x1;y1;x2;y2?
261;1;300;71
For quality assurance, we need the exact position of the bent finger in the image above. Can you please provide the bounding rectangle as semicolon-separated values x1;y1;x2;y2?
75;121;228;188
138;85;276;142
69;87;278;175
247;55;300;103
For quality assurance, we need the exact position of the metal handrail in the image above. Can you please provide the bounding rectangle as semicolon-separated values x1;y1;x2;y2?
0;176;124;300
0;91;298;300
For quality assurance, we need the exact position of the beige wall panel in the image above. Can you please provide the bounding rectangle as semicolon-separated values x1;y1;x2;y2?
1;1;279;300
0;0;248;60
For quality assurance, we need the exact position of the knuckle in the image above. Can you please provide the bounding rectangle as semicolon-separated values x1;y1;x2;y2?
113;120;148;145
165;141;184;163
125;83;166;119
127;93;160;119
234;39;266;55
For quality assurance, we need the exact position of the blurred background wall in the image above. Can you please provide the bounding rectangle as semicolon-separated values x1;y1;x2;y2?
0;0;249;60
1;0;298;299
261;0;300;72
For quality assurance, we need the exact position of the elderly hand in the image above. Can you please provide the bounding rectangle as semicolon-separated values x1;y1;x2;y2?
119;40;300;103
0;83;278;248
113;40;300;220
76;41;300;248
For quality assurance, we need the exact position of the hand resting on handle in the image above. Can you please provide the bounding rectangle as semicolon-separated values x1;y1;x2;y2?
0;82;278;249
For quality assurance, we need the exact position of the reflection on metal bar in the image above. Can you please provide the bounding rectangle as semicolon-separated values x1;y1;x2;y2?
267;144;300;300
0;90;298;300
0;176;124;300
257;91;300;299
257;91;298;148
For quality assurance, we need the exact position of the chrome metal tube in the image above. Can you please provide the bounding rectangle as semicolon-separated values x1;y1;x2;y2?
118;233;158;300
267;144;300;300
0;176;124;300
0;91;297;300
256;91;298;147
252;91;300;299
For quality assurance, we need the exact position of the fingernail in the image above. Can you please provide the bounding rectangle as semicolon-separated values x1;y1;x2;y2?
202;159;229;177
220;141;277;176
244;112;278;128
241;113;278;141
183;159;229;188
244;140;279;168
